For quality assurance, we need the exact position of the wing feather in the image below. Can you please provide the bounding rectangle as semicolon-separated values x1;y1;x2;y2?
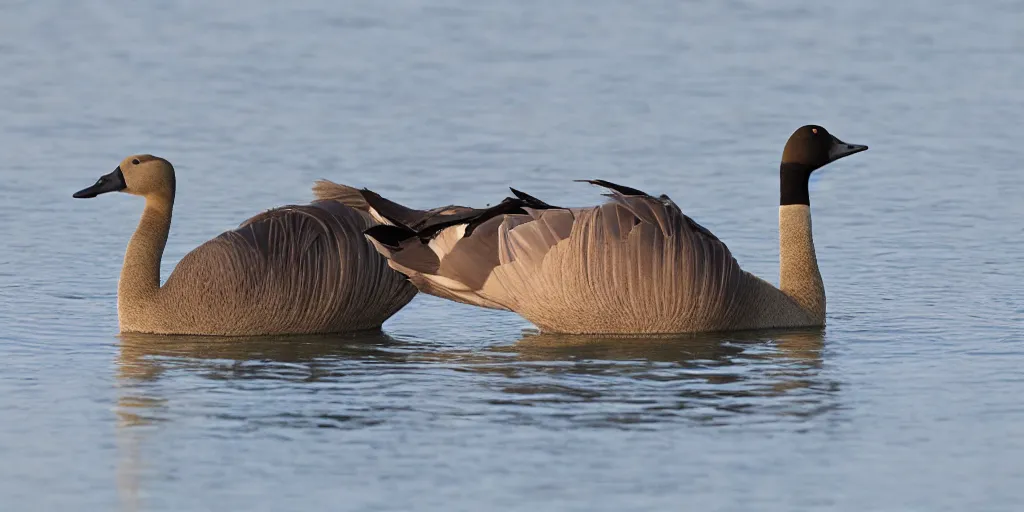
361;182;748;332
163;200;415;334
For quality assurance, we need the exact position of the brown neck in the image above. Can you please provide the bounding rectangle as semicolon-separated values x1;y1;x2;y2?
119;194;173;309
778;204;825;322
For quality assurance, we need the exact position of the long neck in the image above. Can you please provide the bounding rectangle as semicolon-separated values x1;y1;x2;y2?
780;162;812;205
778;204;825;322
119;195;173;308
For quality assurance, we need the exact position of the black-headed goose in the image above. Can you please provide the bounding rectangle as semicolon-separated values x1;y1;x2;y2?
363;125;868;334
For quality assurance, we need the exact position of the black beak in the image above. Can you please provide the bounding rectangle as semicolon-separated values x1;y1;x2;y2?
828;136;869;162
73;166;127;198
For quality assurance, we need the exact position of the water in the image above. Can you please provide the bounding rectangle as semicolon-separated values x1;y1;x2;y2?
1;0;1022;510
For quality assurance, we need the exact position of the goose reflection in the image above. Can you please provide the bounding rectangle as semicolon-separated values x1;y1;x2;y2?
115;330;402;512
115;328;835;509
509;328;828;391
116;330;404;425
466;328;834;427
115;327;833;428
117;330;402;384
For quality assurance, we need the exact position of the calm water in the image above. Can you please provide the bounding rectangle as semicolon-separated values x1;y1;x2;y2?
1;1;1022;510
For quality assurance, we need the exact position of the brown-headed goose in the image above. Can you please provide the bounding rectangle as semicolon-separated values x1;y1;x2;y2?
362;125;868;334
73;155;416;335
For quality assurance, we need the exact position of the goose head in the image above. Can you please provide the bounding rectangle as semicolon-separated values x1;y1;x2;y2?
780;125;868;205
74;155;175;200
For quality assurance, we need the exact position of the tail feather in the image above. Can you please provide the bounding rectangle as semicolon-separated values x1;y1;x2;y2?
312;180;370;211
314;180;431;228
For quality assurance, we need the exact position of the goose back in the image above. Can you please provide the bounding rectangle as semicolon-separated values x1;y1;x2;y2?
486;194;748;333
372;189;814;334
133;200;416;335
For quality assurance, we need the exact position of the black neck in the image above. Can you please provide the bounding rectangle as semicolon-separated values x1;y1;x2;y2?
780;163;814;206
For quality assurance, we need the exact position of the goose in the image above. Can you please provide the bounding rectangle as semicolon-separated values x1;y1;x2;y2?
362;125;868;334
73;155;416;336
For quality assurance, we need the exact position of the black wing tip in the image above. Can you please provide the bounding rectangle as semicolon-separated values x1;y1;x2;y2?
364;224;417;248
577;179;649;197
359;188;388;205
412;195;543;241
508;187;559;210
462;197;530;237
359;189;418;229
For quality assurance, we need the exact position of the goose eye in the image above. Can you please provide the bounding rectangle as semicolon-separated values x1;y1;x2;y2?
811;128;818;135
131;158;140;165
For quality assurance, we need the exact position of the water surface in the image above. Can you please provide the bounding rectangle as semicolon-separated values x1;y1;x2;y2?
0;0;1022;510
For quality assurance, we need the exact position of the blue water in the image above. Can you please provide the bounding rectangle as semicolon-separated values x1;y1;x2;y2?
0;1;1022;510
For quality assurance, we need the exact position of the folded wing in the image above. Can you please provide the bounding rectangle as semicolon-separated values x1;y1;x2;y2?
164;199;416;333
364;180;749;333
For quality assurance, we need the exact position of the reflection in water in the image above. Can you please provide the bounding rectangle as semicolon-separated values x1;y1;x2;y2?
486;329;833;426
116;331;403;388
116;330;405;428
115;328;834;429
114;328;835;510
115;330;400;512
